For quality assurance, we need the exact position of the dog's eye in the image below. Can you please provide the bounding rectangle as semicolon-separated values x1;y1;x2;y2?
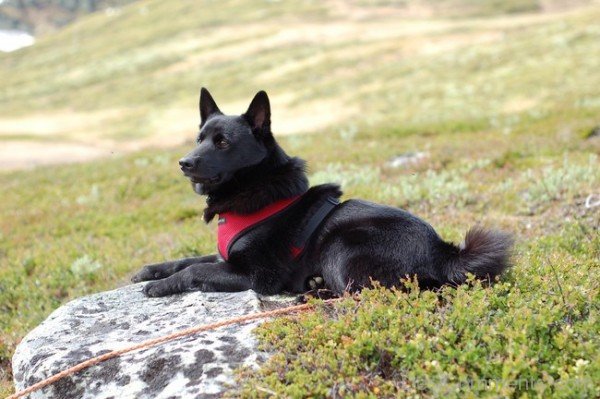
215;138;229;149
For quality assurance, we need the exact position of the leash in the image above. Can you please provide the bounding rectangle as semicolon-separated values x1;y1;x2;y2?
6;297;345;399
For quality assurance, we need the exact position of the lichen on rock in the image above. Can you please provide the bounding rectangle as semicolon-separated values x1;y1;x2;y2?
12;284;291;398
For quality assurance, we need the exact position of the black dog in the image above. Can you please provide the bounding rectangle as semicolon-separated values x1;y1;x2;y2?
132;89;512;297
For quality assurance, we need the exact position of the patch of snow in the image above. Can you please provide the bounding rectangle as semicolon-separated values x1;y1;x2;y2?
0;30;34;52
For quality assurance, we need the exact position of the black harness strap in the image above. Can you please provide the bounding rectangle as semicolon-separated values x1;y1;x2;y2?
292;196;339;253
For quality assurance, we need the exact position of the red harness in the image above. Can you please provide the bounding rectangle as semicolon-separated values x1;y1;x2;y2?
217;196;301;260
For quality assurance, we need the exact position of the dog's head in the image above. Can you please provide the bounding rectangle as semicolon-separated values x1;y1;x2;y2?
179;88;274;195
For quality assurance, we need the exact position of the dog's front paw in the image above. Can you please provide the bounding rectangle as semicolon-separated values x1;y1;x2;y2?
143;279;182;297
132;264;168;283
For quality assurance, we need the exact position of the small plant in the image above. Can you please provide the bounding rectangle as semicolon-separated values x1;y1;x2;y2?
522;154;598;209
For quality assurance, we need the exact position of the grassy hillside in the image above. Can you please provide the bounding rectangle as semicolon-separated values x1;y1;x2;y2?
1;0;599;397
1;0;600;167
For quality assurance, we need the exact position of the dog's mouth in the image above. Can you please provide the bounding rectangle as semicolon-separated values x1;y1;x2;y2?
185;173;224;195
189;175;221;185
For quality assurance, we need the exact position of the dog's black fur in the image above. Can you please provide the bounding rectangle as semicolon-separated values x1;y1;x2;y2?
132;89;513;297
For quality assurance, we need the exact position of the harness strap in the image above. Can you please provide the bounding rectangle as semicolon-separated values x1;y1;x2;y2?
291;196;339;257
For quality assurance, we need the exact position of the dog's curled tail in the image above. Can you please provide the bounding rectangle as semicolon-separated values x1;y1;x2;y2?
444;226;514;285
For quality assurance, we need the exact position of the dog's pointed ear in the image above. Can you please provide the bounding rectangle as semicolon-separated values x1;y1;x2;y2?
199;87;221;126
243;90;271;135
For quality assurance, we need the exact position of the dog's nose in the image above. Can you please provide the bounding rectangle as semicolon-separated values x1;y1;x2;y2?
179;157;195;170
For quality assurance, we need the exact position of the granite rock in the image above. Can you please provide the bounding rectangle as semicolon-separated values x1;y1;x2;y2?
12;284;294;398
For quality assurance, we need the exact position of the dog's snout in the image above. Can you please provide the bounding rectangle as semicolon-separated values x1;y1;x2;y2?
179;157;195;170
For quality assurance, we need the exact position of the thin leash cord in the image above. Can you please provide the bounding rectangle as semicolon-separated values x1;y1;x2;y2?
7;298;344;399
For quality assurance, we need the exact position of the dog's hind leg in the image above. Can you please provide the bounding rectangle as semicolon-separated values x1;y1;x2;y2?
143;262;252;297
131;255;220;283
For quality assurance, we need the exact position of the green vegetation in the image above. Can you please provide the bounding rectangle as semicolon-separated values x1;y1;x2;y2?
238;272;599;398
1;0;599;397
